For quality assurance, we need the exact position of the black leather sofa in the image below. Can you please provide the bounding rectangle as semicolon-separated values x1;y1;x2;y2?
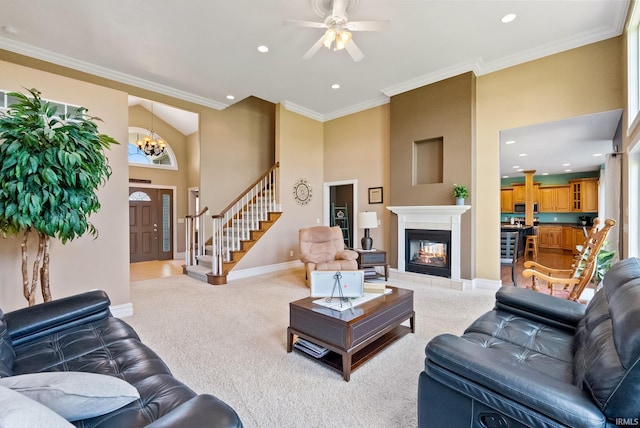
419;257;640;428
0;290;243;427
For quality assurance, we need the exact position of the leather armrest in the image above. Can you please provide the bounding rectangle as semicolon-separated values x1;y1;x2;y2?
425;334;605;427
146;394;243;428
5;290;111;346
494;286;585;332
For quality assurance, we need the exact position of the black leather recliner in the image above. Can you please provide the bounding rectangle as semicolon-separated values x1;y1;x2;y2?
419;257;640;427
0;290;243;427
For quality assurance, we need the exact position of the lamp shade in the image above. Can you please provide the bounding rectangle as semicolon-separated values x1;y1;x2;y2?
358;212;378;229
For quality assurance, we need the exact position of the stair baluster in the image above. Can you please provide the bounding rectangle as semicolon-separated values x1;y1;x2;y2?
188;162;280;285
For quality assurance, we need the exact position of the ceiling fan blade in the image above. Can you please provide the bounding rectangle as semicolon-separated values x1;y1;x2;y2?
347;20;391;32
284;19;327;29
345;40;364;62
303;36;325;60
332;0;347;18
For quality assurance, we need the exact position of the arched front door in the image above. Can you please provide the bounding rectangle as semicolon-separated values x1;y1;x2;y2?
129;187;173;262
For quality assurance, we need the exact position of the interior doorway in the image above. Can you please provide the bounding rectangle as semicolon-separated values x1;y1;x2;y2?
323;180;358;249
129;186;174;262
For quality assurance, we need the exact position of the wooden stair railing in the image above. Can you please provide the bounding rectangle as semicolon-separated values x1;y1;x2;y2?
208;162;281;285
184;206;208;269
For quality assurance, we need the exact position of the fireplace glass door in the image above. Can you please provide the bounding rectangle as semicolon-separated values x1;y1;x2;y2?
406;229;451;278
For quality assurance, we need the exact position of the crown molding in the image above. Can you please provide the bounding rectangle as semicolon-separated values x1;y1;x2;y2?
322;95;389;122
0;37;229;110
282;100;324;122
283;94;390;123
476;25;625;76
381;59;480;98
381;25;625;98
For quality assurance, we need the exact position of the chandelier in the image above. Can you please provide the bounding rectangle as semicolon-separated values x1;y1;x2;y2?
135;103;166;157
322;24;352;51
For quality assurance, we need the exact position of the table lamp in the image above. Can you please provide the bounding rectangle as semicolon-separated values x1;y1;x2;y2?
358;212;378;250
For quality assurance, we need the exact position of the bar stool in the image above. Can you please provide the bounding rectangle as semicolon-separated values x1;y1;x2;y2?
524;235;538;261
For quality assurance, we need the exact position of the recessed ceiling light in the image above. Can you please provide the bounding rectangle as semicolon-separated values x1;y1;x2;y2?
502;175;508;178
593;153;603;157
565;169;572;172
226;95;235;100
542;172;549;175
331;84;340;89
517;168;524;172
257;45;269;53
518;153;527;157
512;165;520;169
505;140;516;145
562;163;571;166
501;13;516;24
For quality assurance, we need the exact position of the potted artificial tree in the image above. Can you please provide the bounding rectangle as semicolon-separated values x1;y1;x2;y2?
452;184;469;205
0;88;117;306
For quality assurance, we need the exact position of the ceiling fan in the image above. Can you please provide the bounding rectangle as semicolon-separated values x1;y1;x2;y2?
285;0;390;62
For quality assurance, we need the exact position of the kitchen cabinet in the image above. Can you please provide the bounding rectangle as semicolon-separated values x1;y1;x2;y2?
538;225;562;249
512;184;525;204
562;226;574;251
538;185;571;213
573;227;587;254
570;178;599;212
501;189;513;213
511;184;539;204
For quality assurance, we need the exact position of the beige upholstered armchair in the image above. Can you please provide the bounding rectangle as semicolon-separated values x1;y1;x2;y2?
299;226;359;285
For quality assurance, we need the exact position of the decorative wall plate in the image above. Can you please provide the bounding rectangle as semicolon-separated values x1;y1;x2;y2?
293;178;312;205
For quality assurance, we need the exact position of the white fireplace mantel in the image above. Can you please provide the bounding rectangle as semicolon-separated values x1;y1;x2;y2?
387;205;470;281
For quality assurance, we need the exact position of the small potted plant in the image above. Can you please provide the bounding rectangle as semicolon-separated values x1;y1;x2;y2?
452;184;469;205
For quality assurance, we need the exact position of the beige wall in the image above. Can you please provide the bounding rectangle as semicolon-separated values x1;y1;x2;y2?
241;104;325;268
389;73;475;278
475;37;624;280
0;60;130;311
323;105;391;253
186;131;200;189
128;105;189;253
199;97;275;215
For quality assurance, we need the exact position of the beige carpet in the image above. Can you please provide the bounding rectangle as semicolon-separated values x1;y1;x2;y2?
126;268;496;428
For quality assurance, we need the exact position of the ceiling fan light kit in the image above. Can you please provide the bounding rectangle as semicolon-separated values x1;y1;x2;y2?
323;27;352;51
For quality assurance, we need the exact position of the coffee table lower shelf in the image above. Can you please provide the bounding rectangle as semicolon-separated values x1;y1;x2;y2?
289;324;412;381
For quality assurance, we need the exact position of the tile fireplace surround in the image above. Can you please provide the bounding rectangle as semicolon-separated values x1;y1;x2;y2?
387;205;471;290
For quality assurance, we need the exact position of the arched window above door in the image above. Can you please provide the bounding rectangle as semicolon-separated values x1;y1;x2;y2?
127;128;178;170
128;191;151;201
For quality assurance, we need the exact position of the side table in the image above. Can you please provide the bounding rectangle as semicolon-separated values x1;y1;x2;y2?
355;249;388;281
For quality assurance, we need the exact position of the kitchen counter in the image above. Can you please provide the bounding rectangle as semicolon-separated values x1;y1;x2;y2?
500;225;534;258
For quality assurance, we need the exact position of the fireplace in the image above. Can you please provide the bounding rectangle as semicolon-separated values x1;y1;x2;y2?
387;205;470;283
406;229;451;278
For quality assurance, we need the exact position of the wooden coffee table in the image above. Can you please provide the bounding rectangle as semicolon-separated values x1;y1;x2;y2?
287;286;414;381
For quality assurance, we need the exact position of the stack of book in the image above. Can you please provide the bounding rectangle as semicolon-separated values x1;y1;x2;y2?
364;281;386;294
363;267;378;279
293;338;329;358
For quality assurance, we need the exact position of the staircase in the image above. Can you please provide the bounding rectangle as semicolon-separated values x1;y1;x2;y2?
184;163;281;285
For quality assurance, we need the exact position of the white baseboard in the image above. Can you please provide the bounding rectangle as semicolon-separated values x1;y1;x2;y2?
111;302;134;318
470;278;502;291
227;260;303;281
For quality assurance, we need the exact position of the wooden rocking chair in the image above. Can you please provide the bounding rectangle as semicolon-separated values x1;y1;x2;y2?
522;218;616;301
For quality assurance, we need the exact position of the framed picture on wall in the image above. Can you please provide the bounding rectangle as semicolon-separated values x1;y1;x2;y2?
368;187;383;204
